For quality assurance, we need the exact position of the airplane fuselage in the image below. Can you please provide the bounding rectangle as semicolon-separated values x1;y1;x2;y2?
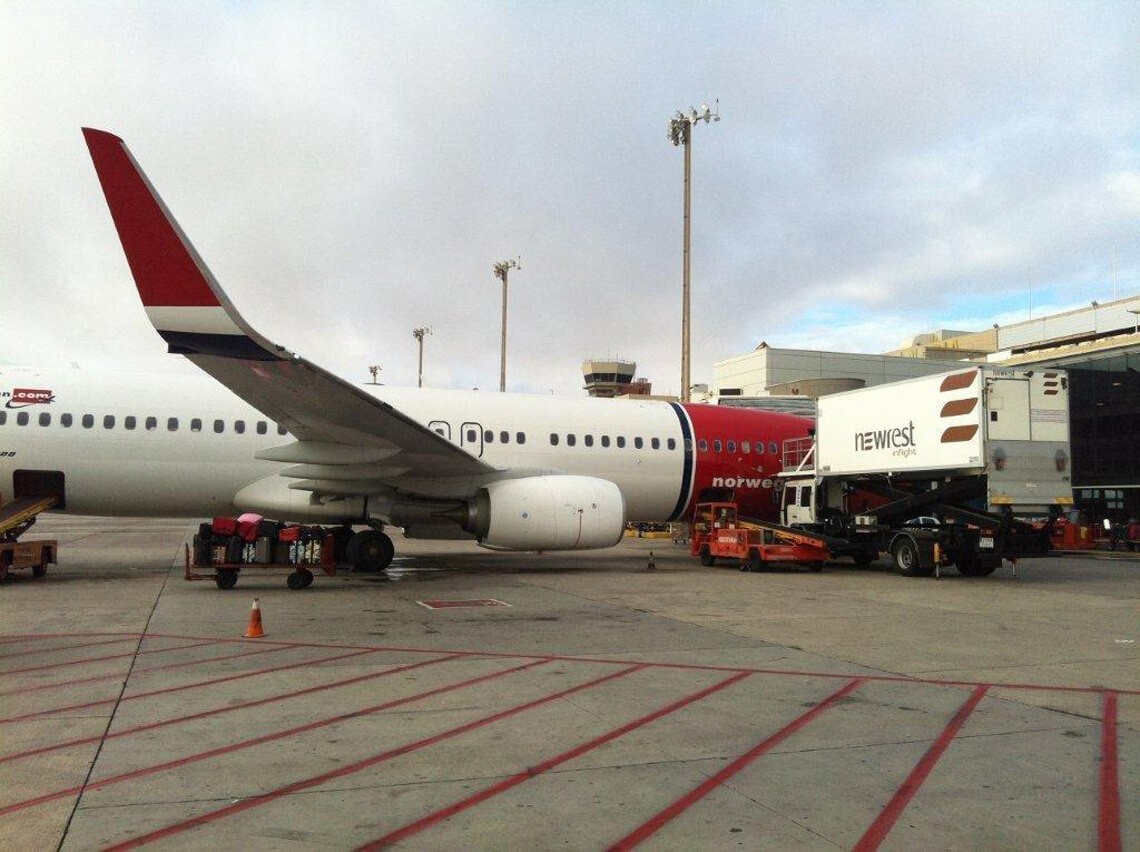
1;366;811;526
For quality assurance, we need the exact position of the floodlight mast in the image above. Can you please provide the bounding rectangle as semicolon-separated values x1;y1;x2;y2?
668;101;719;403
493;258;520;392
412;326;431;388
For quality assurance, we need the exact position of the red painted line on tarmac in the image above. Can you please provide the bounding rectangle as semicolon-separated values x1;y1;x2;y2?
0;643;293;706
0;636;137;660
852;684;989;852
1099;691;1121;852
0;640;216;676
104;661;643;850
1;657;556;818
38;632;1137;697
0;653;467;765
360;669;753;850
610;677;866;850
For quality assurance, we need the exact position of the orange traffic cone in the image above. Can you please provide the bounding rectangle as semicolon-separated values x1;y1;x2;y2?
243;597;265;638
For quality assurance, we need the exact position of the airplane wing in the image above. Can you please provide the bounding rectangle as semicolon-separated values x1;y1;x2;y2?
82;128;494;485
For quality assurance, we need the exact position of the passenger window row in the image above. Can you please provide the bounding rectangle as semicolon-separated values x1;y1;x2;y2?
0;410;287;436
482;429;527;445
697;438;780;455
548;433;677;451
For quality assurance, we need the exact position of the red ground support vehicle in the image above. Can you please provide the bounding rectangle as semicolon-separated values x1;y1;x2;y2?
690;502;831;572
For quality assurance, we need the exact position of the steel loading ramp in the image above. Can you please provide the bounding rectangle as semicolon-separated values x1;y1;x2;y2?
0;496;57;541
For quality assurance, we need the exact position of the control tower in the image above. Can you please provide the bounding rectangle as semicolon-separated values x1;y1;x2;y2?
581;359;651;397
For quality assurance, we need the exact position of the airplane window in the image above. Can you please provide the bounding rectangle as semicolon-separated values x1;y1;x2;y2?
61;413;73;428
125;416;137;430
769;441;778;455
617;436;626;448
669;438;677;451
755;439;764;453
191;418;202;432
0;411;5;425
16;412;29;426
484;429;494;443
550;433;559;446
601;435;610;448
651;437;660;449
584;435;594;447
234;420;245;434
168;417;179;431
698;438;707;452
466;428;477;443
567;434;577;447
713;439;722;453
213;419;224;434
256;421;267;435
742;440;751;453
145;416;157;431
82;414;95;429
634;437;644;449
684;438;692;452
277;424;287;435
103;415;115;429
500;430;509;443
516;432;526;444
39;412;51;426
727;440;736;453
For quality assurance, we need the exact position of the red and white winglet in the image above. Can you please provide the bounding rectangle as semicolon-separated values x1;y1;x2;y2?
82;128;283;362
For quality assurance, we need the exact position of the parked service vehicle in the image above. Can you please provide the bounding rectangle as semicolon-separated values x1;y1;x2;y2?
779;366;1073;577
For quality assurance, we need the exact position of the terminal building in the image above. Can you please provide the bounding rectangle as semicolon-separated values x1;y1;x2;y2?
709;295;1140;522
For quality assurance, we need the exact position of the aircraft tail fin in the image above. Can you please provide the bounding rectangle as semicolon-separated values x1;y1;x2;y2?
82;128;283;362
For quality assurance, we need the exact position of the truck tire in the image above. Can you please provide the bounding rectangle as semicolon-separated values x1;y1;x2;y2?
956;554;998;577
699;545;715;567
892;538;930;577
747;550;764;573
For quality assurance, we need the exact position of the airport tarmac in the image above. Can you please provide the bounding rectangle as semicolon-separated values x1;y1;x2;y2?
1;515;1136;850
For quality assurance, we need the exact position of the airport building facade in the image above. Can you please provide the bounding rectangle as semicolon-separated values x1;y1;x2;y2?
710;295;1140;523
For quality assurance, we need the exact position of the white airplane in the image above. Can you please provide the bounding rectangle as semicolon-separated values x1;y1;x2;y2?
0;128;813;572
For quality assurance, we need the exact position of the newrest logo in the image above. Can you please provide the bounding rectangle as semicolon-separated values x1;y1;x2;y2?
855;420;916;457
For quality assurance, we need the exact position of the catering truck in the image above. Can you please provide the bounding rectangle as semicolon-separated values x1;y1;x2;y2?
779;366;1072;576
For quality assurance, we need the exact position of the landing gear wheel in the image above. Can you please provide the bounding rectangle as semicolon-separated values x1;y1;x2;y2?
214;570;238;590
699;545;715;567
287;569;313;590
346;530;395;573
892;539;929;577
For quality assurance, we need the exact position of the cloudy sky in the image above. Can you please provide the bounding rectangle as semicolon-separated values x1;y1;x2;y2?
2;1;1137;395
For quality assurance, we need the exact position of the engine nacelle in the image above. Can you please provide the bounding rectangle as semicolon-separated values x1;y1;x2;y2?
465;475;626;550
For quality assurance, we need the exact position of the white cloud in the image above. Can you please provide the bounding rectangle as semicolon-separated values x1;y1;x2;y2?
1;1;1137;393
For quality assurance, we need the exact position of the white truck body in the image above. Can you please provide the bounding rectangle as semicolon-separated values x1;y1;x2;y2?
779;367;1073;576
806;366;1071;514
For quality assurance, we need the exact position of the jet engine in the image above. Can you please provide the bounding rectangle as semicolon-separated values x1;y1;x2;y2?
461;475;626;550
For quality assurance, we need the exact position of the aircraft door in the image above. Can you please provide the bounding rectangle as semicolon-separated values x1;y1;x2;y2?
460;422;484;457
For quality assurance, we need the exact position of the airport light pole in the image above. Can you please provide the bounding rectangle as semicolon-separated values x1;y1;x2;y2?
493;258;520;392
412;327;431;388
668;102;719;403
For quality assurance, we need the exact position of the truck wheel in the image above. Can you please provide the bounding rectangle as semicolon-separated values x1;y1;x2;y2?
32;565;47;578
957;555;998;577
286;571;308;590
214;570;238;590
747;550;764;573
892;539;928;577
699;545;716;567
